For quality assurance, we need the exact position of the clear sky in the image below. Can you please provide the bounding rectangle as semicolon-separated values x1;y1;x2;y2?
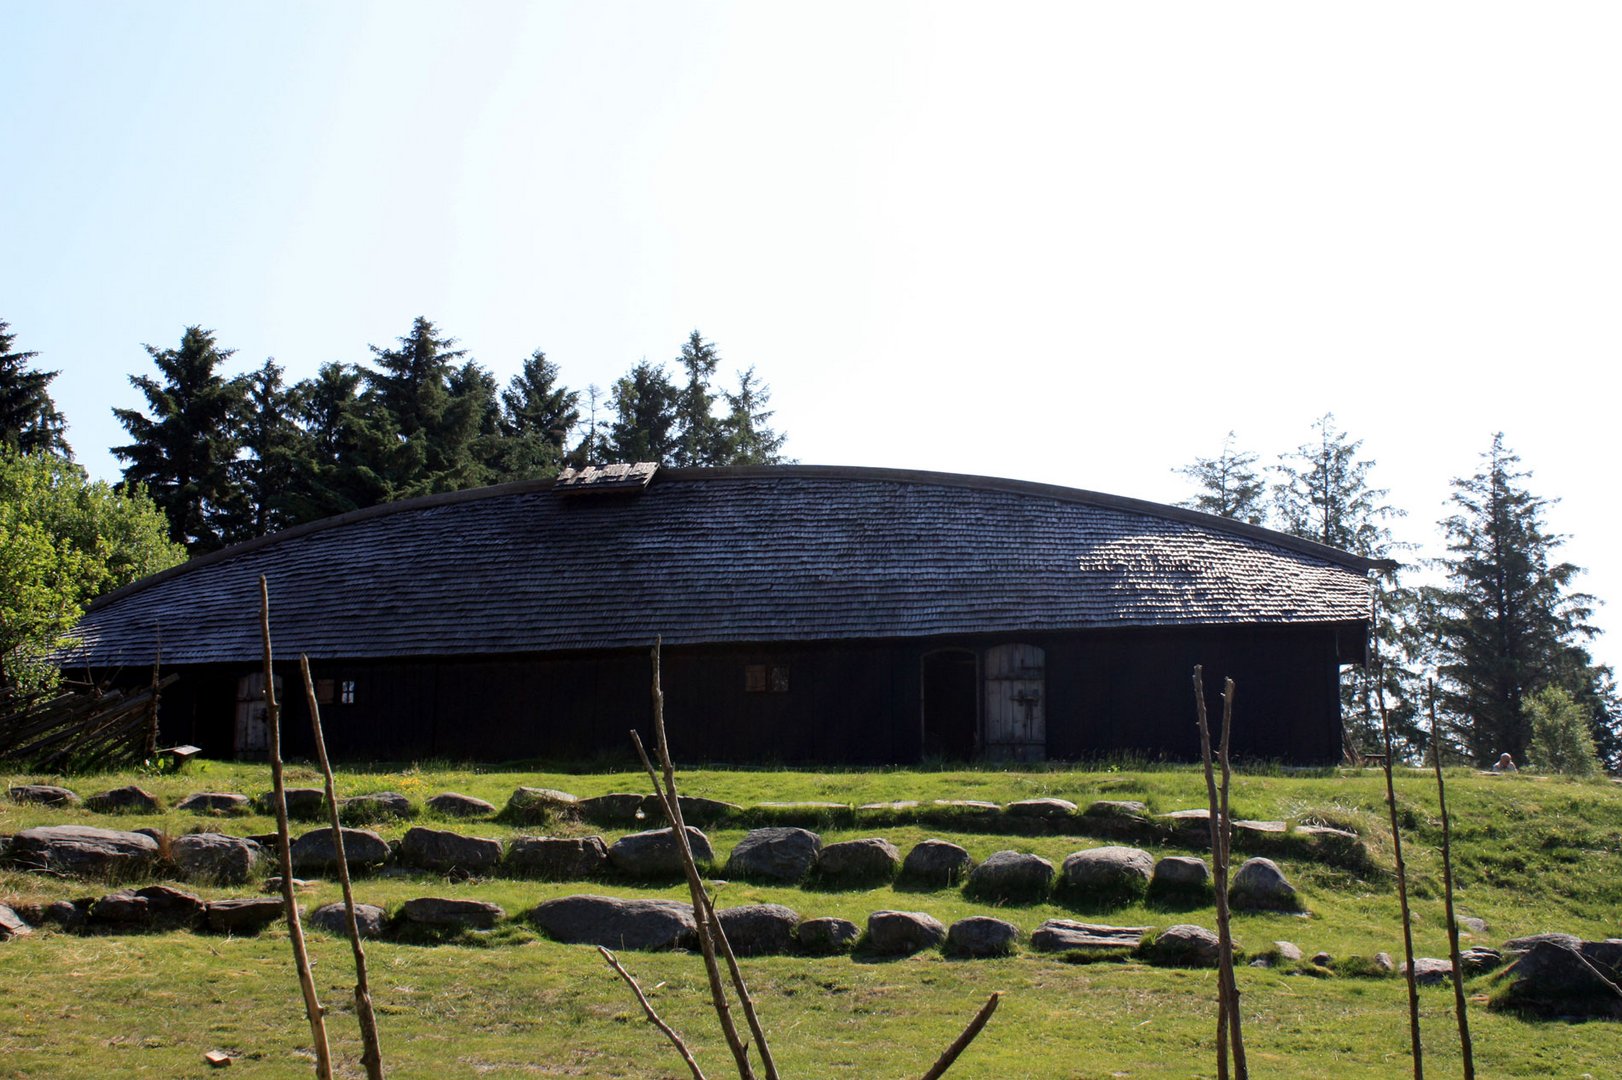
4;3;1619;671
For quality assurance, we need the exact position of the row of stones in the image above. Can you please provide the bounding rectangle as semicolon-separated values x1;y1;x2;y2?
2;822;1301;911
9;783;1362;855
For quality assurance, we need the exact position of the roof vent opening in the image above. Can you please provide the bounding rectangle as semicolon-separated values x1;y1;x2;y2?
554;462;658;497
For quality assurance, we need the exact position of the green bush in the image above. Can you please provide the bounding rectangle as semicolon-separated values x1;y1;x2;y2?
1526;685;1602;777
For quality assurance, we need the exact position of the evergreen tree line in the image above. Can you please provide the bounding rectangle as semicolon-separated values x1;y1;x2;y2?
1;317;787;553
1177;418;1620;773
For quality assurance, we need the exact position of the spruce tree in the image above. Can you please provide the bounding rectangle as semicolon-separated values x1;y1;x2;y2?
1175;431;1266;524
225;359;306;541
721;365;788;465
288;362;391;520
1433;434;1600;765
673;330;726;466
605;360;679;464
498;349;579;479
112;326;246;551
0;320;70;458
363;317;493;496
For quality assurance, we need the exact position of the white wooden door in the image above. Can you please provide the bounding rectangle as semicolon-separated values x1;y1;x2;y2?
983;643;1045;761
234;672;281;758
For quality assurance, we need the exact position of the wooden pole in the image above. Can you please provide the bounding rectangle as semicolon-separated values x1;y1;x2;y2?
1429;681;1475;1080
1192;667;1244;1080
1380;697;1424;1080
260;577;333;1080
302;655;385;1080
1218;678;1248;1078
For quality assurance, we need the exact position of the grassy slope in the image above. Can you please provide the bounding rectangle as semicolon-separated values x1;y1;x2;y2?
1;761;1619;1078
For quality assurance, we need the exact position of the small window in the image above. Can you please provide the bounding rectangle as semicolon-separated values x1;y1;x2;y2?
341;680;356;705
745;664;789;693
769;665;789;693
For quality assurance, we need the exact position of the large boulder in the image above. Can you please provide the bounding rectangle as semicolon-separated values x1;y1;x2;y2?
1148;856;1211;901
1079;800;1156;841
1229;858;1299;911
1029;920;1148;954
426;792;496;818
205;898;286;934
609;827;713;877
1142;924;1224;968
947;916;1020;958
398;827;503;875
85;785;160;814
91;884;206;931
675;795;742;825
814;838;901;887
311;902;387;939
1582;940;1622;982
865;910;946;955
8;784;80;807
176;792;252;815
341;792;416;823
531;894;697;951
796;917;861;955
578;793;653;825
505;836;610;879
261;788;329;821
171;832;264;885
289;827;391;874
505;787;579;823
0;904;32;941
400;897;504;930
1005;798;1078;820
1406;958;1455;985
1061;846;1155;904
9;825;160;878
900;840;974;887
1489;940;1622;1020
965;850;1054;902
716;904;801;956
726;827;823;883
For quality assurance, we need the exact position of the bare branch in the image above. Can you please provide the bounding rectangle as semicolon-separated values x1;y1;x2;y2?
917;992;1002;1080
599;946;708;1080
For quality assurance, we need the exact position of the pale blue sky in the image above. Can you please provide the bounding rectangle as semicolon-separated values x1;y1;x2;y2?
5;2;1620;669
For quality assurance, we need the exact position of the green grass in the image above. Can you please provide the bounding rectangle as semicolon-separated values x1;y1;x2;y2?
2;761;1619;1077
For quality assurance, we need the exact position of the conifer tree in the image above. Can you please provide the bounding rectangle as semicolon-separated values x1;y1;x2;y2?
112;326;246;551
362;317;493;496
225;359;306;541
605;360;679;464
1175;431;1266;524
721;366;788;465
288;362;391;520
498;349;579;479
0;320;70;458
1433;434;1600;765
673;330;726;466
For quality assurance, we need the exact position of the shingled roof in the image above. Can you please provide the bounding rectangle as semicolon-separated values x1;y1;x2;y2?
66;465;1378;667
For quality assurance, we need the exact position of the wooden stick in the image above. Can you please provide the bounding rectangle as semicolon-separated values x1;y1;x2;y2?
1191;667;1233;1080
917;992;1002;1080
260;577;332;1080
1380;695;1424;1080
1218;678;1248;1078
639;638;759;1080
301;655;385;1080
1428;681;1474;1079
599;946;708;1080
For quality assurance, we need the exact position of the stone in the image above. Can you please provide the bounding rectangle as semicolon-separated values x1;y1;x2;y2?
8;784;81;807
341;791;416;822
1461;947;1503;975
85;785;160;814
930;799;1002;817
965;850;1054;902
947;916;1020;958
865;910;946;955
205;898;286;934
171;833;264;885
1582;940;1622;981
900;839;973;887
1311;951;1333;967
41;900;86;931
1489;940;1622;1020
1148;856;1211;898
262;788;329;821
504;836;611;879
1229;857;1299;911
1005;798;1078;819
425;792;496;818
815;838;901;886
289;827;391;874
1080;800;1155;840
608;827;714;877
398;827;503;875
531;894;697;951
176;792;252;815
1374;952;1395;972
797;917;861;955
88;891;150;926
1504;932;1582;954
505;787;579;822
858;800;920;811
310;902;387;939
1404;958;1455;984
1062;846;1155;903
675;795;742;824
577;793;652;824
1029;920;1148;953
400;897;504;930
716;904;801;956
726;827;823;883
1458;916;1488;935
1142;924;1223;968
9;825;160;878
1274;941;1303;962
0;904;31;941
91;885;205;931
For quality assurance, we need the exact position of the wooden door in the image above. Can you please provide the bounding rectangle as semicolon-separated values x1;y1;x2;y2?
983;643;1045;762
234;672;281;759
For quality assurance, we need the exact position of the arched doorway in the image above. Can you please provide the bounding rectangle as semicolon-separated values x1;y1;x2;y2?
921;649;978;761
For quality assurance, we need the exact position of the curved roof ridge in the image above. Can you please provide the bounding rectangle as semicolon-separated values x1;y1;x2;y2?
85;463;1386;614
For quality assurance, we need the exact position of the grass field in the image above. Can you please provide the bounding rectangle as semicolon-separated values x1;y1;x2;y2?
2;760;1619;1078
